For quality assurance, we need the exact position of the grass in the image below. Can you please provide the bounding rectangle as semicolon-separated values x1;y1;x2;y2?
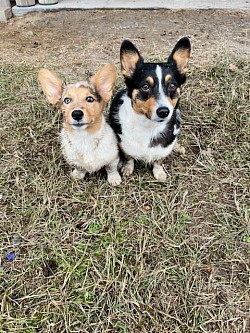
0;55;249;333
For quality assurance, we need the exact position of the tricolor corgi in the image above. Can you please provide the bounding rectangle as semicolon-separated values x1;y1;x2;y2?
109;37;191;181
38;64;122;186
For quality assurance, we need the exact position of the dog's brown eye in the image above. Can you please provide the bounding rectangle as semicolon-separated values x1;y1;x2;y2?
141;83;150;92
169;83;177;92
64;97;72;104
86;96;94;103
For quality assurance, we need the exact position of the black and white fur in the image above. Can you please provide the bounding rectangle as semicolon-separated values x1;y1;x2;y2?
109;37;191;181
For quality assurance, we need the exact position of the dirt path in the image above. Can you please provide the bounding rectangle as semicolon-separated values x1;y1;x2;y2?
0;9;249;73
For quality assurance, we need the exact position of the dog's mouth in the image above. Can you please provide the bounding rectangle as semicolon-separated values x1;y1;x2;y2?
71;122;89;128
154;117;168;123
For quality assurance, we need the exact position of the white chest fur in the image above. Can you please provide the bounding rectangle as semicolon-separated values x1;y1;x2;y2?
118;95;177;163
60;117;118;173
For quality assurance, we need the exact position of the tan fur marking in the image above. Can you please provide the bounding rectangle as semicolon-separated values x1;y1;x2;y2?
132;90;156;119
173;48;190;73
146;76;154;86
38;68;64;105
168;97;178;108
121;51;140;78
168;87;181;108
91;64;116;103
86;115;103;134
165;74;172;84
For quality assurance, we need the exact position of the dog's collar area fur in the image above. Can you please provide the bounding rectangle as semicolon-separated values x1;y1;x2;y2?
149;108;181;148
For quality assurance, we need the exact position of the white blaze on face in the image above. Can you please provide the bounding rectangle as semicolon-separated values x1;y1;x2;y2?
153;65;174;122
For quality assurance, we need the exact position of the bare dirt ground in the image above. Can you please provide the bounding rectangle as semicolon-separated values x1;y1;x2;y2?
0;9;250;72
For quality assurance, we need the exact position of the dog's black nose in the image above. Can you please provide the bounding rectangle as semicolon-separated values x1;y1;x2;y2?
72;110;84;121
156;107;170;118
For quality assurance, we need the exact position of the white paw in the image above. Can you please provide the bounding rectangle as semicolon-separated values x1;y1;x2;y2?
174;143;186;155
153;166;167;182
107;172;122;186
71;168;86;180
121;160;134;177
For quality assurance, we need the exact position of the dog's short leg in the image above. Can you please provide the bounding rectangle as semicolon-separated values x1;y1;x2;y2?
121;156;134;177
72;168;86;180
106;158;122;186
153;159;167;182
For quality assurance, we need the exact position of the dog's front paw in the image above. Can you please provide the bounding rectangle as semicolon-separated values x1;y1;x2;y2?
71;168;86;180
121;159;134;177
174;142;186;155
153;165;167;182
107;172;122;186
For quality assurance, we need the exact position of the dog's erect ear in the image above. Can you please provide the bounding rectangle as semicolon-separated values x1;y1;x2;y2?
120;40;143;78
167;37;191;73
38;69;64;105
91;64;116;103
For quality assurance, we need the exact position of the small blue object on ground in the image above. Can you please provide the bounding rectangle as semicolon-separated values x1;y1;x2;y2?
6;252;15;261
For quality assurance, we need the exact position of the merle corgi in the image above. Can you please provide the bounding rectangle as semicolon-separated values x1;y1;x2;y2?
38;64;122;186
109;37;191;181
